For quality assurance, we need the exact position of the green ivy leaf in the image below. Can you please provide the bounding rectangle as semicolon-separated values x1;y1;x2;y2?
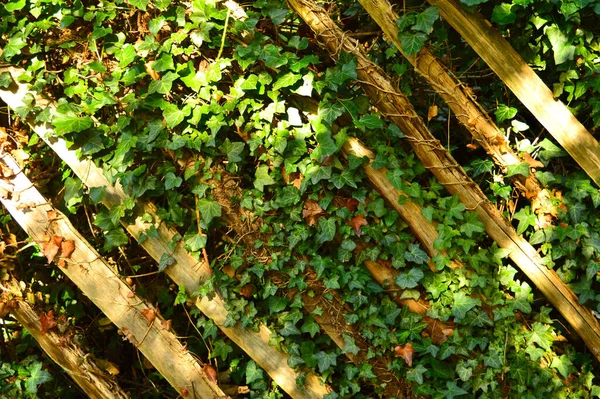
538;138;567;162
506;162;530;177
546;24;575;65
162;103;190;128
4;0;26;12
267;8;289;25
272;72;302;90
152;53;175;72
117;44;137;67
25;362;52;394
460;0;487;6
550;354;574;379
316;130;338;156
460;212;485;238
53;112;93;135
163;172;182;190
128;0;148;10
413;7;439;33
495;104;518;124
355;114;384;130
301;317;320;337
407;364;427;384
148;71;179;94
3;33;27;60
254;165;276;191
222;139;245;163
316;217;336;244
313;351;337;373
0;71;13;88
470;159;494;177
452;292;481;321
197;199;221;224
491;3;516;24
404;243;428;264
399;32;426;55
104;228;129;251
184;233;207;252
245;360;264;384
395;268;424;289
442;381;468;399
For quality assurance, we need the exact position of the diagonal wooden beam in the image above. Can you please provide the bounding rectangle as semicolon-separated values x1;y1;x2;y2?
356;0;543;200
0;67;329;399
0;152;225;399
427;0;600;186
287;0;600;361
2;277;130;399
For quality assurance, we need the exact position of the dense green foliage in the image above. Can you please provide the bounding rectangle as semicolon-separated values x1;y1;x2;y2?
2;0;600;398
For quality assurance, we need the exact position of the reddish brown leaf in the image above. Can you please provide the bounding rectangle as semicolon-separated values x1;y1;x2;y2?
180;388;189;398
61;239;75;259
46;210;59;220
393;343;414;367
302;199;326;226
239;284;254;298
348;214;368;236
427;104;438;121
522;152;544;169
466;143;479;150
42;241;60;263
141;308;156;324
346;198;359;211
161;319;173;331
203;364;218;383
40;310;57;335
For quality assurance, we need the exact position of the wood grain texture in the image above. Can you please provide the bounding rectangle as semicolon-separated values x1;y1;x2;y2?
0;153;224;399
3;279;130;399
358;0;543;199
428;0;600;186
0;68;329;399
288;0;600;361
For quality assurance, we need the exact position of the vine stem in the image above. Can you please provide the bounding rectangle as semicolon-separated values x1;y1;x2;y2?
216;7;231;61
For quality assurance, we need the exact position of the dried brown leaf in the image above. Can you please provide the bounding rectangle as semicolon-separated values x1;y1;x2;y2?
522;152;544;169
40;310;57;335
427;105;438;121
141;308;156;324
393;342;414;367
348;214;368;236
61;239;75;259
302;199;326;226
203;364;218;383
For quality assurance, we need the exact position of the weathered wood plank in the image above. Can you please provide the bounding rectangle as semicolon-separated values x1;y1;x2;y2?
428;0;600;186
0;68;329;399
2;278;130;399
357;0;543;199
0;153;224;399
288;0;600;361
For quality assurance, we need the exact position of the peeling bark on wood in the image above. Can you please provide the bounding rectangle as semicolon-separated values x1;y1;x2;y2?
357;0;543;200
0;68;329;399
427;0;600;187
0;153;225;399
287;0;600;361
2;278;130;399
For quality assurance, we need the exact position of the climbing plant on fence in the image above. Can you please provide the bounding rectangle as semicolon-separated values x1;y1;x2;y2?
2;0;600;398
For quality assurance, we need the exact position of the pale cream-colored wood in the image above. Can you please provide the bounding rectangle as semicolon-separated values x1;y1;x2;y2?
288;0;600;361
358;0;542;199
428;0;600;186
0;68;329;399
3;278;130;399
0;154;224;399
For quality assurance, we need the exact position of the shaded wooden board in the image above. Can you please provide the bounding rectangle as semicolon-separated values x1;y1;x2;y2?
428;0;600;186
288;0;600;361
0;69;329;399
2;278;129;399
0;153;224;399
358;0;542;199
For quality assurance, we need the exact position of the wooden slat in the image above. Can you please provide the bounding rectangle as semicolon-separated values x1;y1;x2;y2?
2;278;130;399
357;0;542;199
287;0;600;361
428;0;600;186
0;153;224;399
0;68;329;399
